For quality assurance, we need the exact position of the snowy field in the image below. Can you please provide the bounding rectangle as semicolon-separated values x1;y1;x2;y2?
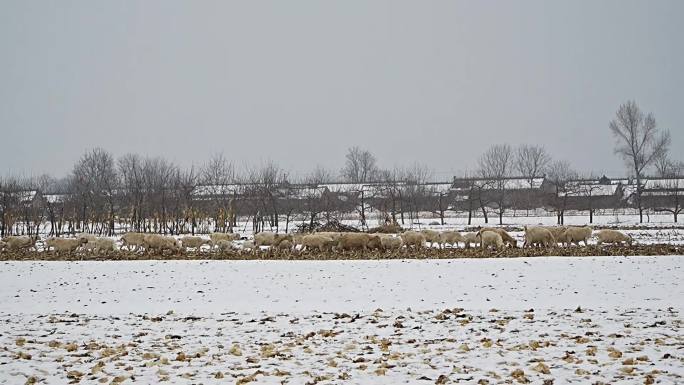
0;257;682;384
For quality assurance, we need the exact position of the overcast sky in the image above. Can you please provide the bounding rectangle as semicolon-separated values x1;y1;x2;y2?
1;1;682;180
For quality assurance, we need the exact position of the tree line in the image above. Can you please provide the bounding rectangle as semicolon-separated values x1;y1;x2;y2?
0;101;680;237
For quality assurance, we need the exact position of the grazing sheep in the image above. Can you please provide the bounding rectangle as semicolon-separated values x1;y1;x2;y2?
380;235;403;251
0;240;5;252
45;236;88;255
180;236;211;251
314;232;343;242
81;237;116;255
273;234;294;247
121;232;146;252
214;240;239;253
463;232;480;249
400;231;426;249
275;239;293;254
440;231;465;248
77;233;99;244
478;230;505;251
523;226;556;248
209;232;241;244
543;226;568;245
479;228;517;248
596;229;632;246
367;234;382;250
301;234;336;252
2;236;38;252
292;233;305;247
336;233;373;252
240;240;256;255
142;234;180;255
254;232;292;249
560;226;593;247
421;229;443;248
254;232;277;247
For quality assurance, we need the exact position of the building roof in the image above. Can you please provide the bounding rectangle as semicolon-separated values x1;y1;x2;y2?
561;183;619;197
643;178;684;189
452;177;544;190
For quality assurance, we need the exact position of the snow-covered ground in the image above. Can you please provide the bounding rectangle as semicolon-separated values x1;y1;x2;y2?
0;257;682;384
0;258;682;314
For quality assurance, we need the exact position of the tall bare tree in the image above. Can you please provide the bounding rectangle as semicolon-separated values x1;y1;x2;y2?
648;156;684;223
609;100;671;222
341;146;378;183
515;144;551;186
307;165;333;184
478;144;513;225
546;160;578;225
202;153;236;232
515;144;551;214
71;148;119;235
244;161;289;233
653;153;683;178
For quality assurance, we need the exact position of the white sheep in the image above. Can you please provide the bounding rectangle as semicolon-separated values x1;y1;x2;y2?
560;226;593;247
142;234;180;255
209;232;240;245
336;233;373;252
254;232;292;250
275;239;293;254
401;231;426;249
463;232;480;249
478;228;517;248
523;226;556;248
440;231;464;248
240;240;256;255
81;237;116;255
214;239;239;253
45;236;89;256
301;234;336;252
421;229;443;248
314;231;342;242
2;236;38;252
596;229;632;246
380;234;403;251
544;226;568;246
121;232;146;252
478;230;505;251
254;232;277;247
180;236;211;252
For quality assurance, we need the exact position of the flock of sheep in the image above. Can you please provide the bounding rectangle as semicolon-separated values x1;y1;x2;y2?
0;225;634;257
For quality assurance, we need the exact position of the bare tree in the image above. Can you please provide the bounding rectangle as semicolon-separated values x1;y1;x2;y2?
653;153;683;178
648;158;684;222
202;153;236;232
71;148;119;235
609;100;671;222
403;162;433;227
244;161;289;233
515;144;551;186
575;175;605;224
478;144;513;225
307;165;333;184
341;146;378;183
515;144;550;214
118;153;146;232
546;160;578;225
298;166;333;229
40;175;68;236
143;157;178;234
376;167;405;225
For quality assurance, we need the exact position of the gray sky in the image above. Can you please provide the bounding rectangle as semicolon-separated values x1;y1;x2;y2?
1;0;682;180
